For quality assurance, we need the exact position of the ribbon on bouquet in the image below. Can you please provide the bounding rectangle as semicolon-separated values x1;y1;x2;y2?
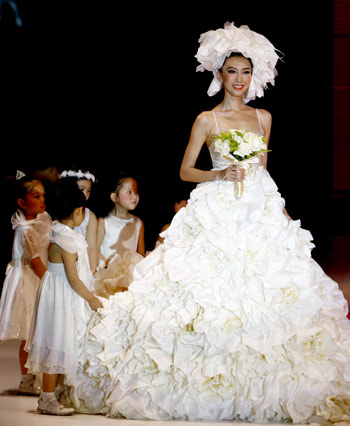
223;155;261;199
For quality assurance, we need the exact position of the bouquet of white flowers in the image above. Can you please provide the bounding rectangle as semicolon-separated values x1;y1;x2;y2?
214;129;269;198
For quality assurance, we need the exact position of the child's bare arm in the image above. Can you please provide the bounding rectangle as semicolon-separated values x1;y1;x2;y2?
30;257;47;279
137;220;145;256
61;249;103;310
96;218;107;263
86;210;98;273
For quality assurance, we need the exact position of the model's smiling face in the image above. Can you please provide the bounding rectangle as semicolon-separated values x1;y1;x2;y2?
219;56;252;96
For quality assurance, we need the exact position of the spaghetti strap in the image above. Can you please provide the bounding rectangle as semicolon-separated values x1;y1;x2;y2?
212;111;220;134
256;109;263;135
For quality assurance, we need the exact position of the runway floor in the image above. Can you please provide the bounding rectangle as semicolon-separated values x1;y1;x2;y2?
0;234;349;426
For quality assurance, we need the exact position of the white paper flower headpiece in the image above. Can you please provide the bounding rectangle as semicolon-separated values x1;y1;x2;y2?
195;22;281;103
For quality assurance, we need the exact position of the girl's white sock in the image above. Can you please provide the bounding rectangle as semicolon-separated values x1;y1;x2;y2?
40;391;56;401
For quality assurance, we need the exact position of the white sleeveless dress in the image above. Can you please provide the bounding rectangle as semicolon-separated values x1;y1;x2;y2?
65;110;350;424
25;222;95;384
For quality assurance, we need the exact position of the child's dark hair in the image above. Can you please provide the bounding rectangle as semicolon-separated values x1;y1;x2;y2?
14;175;42;210
113;173;135;196
47;179;86;220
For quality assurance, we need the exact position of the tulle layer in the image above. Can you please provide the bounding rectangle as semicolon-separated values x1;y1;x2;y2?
0;265;40;340
68;168;350;424
94;250;144;297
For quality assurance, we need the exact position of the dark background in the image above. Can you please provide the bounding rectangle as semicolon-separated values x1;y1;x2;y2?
0;2;338;273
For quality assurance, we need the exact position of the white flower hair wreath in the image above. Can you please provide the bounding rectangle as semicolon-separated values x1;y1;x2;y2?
195;22;282;103
59;169;96;182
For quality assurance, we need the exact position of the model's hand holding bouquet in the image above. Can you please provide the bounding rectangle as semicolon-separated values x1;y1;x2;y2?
214;129;269;198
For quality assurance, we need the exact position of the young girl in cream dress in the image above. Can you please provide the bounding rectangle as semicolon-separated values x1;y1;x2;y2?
0;174;51;395
94;173;145;296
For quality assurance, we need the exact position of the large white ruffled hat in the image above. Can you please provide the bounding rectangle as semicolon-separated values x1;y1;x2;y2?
195;22;281;103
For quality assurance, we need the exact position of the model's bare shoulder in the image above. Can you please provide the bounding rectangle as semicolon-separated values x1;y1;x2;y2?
192;111;215;135
258;108;272;124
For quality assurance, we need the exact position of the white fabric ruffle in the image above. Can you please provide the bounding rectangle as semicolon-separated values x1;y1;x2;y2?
64;165;350;424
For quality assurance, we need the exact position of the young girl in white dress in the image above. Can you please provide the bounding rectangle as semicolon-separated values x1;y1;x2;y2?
25;179;103;416
94;173;145;296
59;169;98;273
0;173;51;395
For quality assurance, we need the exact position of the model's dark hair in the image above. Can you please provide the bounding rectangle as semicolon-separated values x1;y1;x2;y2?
46;178;86;220
220;52;253;72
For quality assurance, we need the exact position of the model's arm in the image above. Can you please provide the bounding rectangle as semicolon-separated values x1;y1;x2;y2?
260;110;291;220
180;113;226;183
180;112;245;183
258;109;272;170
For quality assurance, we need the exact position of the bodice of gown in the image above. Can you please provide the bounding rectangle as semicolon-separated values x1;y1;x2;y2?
208;110;264;174
208;136;263;174
208;141;233;171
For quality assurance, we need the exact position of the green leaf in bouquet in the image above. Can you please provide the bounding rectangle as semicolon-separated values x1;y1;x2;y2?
235;131;245;138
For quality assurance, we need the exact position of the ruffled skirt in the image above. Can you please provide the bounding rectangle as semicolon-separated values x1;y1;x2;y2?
66;168;350;424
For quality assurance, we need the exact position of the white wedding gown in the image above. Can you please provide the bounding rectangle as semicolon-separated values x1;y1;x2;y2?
66;124;350;424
